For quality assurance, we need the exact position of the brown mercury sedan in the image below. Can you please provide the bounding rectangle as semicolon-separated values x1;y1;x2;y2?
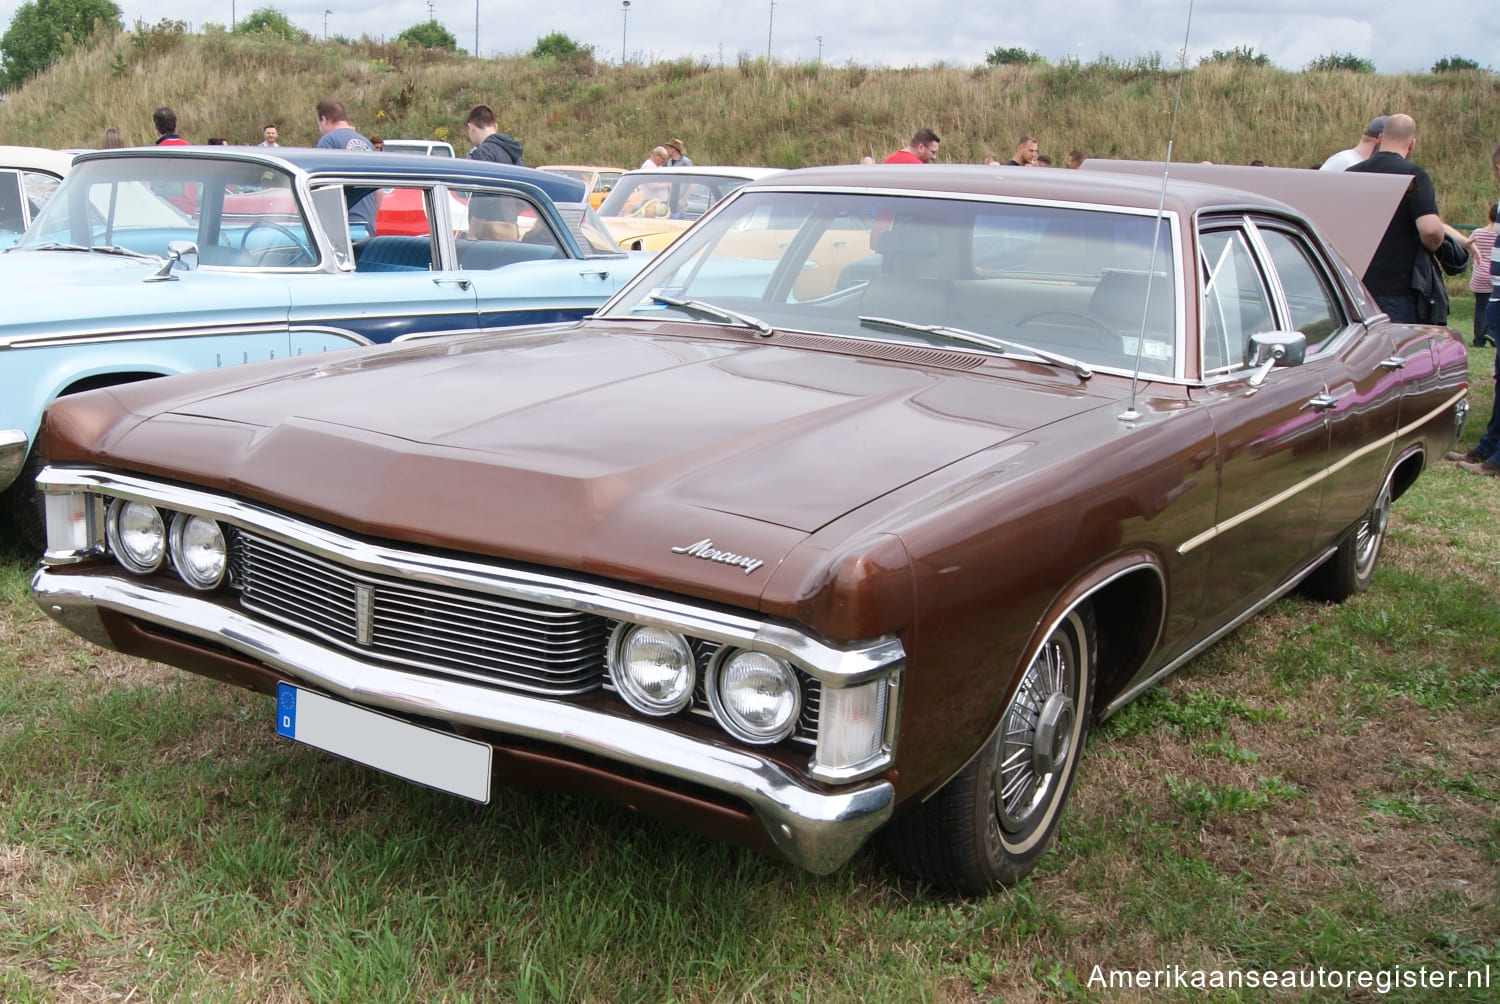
31;164;1468;894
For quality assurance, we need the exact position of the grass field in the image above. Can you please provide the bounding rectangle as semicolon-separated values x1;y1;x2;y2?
1;309;1496;1001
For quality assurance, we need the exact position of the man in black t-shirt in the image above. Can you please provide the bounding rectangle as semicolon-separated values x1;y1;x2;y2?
1346;113;1444;323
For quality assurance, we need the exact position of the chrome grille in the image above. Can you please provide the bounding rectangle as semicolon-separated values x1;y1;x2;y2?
233;531;609;695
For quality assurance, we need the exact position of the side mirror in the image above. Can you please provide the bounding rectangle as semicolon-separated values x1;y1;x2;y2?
166;240;199;271
147;240;199;281
1247;331;1307;387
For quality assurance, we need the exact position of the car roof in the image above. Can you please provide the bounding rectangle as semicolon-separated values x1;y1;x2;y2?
69;146;586;204
741;163;1410;277
0;145;76;176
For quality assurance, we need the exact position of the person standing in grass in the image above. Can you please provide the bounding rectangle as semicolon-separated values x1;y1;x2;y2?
315;99;378;235
1469;201;1497;348
1320;115;1386;171
465;105;523;165
152;107;188;146
883;129;940;164
1345;114;1445;324
1006;134;1038;166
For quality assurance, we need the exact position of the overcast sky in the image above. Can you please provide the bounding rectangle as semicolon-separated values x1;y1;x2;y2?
0;0;1485;74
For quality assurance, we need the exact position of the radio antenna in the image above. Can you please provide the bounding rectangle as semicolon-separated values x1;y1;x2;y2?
1120;0;1196;423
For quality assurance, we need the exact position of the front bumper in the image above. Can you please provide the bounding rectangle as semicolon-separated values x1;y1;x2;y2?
32;567;896;874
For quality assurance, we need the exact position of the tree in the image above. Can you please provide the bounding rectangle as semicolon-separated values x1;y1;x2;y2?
396;19;456;51
0;0;121;89
531;31;583;59
1305;52;1375;73
985;45;1043;67
1431;55;1481;73
233;7;308;42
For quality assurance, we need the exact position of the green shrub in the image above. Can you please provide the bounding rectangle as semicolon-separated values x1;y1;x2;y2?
1432;55;1482;73
396;19;456;52
1306;52;1375;73
233;6;307;43
985;45;1043;67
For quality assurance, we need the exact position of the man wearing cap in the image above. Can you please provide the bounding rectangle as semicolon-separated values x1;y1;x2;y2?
664;138;693;167
1320;116;1386;171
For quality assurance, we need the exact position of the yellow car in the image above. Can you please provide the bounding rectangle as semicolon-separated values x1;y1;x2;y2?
596;166;780;251
538;165;626;209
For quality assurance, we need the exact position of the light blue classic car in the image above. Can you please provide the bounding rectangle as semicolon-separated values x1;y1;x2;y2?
0;146;651;544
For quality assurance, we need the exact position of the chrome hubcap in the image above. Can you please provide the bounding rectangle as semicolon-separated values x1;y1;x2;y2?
1354;486;1390;576
995;633;1076;831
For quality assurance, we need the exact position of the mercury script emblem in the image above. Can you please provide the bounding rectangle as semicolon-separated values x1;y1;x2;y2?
670;538;764;575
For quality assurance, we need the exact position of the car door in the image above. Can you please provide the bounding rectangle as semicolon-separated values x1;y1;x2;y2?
291;183;478;344
1188;217;1335;635
1252;219;1400;545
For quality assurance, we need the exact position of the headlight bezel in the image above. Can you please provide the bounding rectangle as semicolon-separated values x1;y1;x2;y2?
608;623;697;716
105;498;167;575
707;648;803;745
168;512;228;591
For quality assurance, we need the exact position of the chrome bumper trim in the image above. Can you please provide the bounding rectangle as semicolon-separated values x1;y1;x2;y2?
32;568;894;874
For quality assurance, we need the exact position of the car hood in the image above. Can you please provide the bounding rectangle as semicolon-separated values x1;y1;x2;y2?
0;250;288;343
600;216;690;249
56;323;1115;599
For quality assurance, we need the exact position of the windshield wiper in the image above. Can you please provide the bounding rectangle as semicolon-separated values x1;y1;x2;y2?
25;241;159;261
651;295;774;337
858;315;1093;380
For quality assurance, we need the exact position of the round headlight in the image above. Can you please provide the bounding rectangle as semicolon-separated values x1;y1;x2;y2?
106;500;166;574
610;625;695;716
169;513;227;590
709;650;801;744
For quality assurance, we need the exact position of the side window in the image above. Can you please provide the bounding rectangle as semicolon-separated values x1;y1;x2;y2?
0;171;24;234
1258;228;1344;353
21;170;61;224
452;189;562;270
1199;228;1274;375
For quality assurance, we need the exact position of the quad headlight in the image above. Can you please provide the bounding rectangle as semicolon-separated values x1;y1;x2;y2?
709;650;801;744
610;625;696;716
169;513;227;590
106;499;166;574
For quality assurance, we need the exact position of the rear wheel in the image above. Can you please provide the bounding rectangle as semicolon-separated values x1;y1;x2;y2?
885;605;1096;894
1302;480;1391;602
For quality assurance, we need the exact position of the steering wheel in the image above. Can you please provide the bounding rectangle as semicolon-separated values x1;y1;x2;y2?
1014;308;1116;338
241;219;314;265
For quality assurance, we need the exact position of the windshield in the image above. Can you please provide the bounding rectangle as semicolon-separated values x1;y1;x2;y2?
601;190;1180;376
597;172;754;222
17;156;316;267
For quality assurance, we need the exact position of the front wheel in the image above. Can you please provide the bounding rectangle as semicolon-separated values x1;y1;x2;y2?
885;605;1097;894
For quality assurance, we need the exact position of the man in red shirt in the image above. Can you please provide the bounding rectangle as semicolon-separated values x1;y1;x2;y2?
884;128;939;164
152;107;188;146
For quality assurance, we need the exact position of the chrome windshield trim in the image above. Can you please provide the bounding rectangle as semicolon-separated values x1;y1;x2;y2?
31;567;894;874
36;467;905;686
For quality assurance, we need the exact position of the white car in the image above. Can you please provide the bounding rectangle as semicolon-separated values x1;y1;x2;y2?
0;145;73;245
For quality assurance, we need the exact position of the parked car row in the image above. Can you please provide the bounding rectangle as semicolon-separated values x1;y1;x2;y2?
26;159;1468;891
0;146;654;545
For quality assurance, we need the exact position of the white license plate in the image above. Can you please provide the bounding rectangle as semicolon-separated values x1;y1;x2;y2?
275;683;492;803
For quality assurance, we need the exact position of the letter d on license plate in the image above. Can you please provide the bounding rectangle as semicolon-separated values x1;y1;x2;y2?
276;683;492;802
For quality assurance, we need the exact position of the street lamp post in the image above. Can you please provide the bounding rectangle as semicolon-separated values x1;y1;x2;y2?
767;0;774;61
323;9;331;40
621;1;630;64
